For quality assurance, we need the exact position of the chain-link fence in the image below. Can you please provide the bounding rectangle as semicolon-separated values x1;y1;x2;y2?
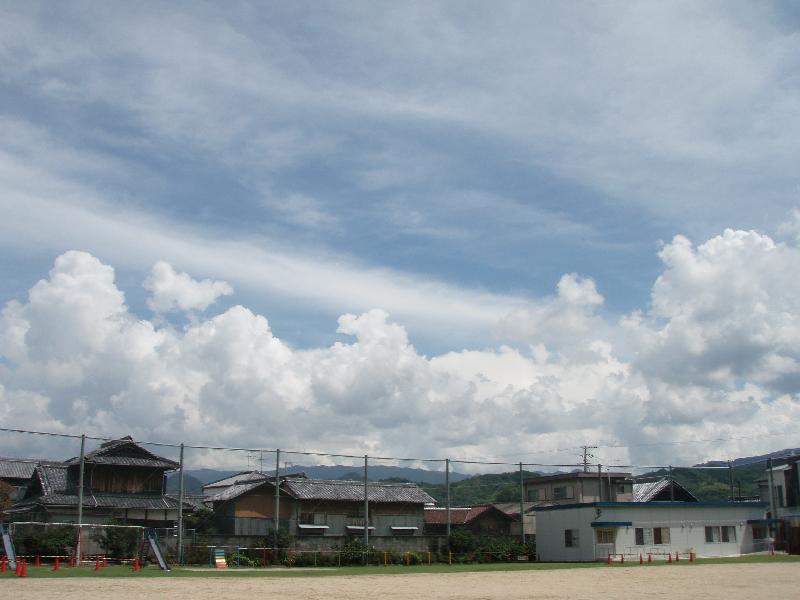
0;426;783;567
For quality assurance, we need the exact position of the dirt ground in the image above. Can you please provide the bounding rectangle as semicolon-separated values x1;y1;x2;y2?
3;563;798;600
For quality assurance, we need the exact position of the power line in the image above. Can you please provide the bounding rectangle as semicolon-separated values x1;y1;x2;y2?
0;424;793;472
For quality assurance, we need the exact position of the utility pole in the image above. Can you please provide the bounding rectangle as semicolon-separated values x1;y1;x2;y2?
76;434;86;563
363;455;369;564
177;443;185;565
274;449;280;550
445;458;451;539
519;462;525;543
580;446;598;472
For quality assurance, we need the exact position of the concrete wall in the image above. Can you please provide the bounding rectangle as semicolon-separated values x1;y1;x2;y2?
536;503;767;562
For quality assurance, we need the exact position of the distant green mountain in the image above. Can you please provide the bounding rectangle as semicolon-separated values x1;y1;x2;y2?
165;454;778;504
421;470;543;505
642;462;765;501
166;473;205;494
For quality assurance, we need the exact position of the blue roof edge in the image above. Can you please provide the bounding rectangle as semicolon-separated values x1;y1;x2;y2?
535;501;768;512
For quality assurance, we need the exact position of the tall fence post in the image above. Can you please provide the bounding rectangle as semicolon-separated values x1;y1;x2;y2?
519;462;525;543
446;458;451;540
728;461;735;500
364;454;369;564
274;448;281;551
76;433;86;562
597;463;602;501
177;442;185;565
767;457;777;538
669;465;674;501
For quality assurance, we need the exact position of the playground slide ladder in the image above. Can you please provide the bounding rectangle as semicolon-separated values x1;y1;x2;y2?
144;529;170;571
1;523;17;570
213;548;227;569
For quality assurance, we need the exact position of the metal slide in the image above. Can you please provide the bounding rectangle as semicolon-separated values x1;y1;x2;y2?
146;530;170;571
1;523;16;570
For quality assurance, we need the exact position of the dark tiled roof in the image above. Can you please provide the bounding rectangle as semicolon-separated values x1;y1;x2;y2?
424;507;471;525
11;456;181;514
208;479;271;503
424;505;515;525
282;479;435;504
204;471;269;489
0;458;38;480
166;494;207;511
11;493;181;511
37;464;70;495
66;436;179;470
492;502;540;516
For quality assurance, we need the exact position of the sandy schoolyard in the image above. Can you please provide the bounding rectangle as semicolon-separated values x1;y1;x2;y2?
3;563;797;600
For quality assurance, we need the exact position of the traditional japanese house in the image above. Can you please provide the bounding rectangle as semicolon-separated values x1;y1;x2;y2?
8;436;182;526
205;474;435;551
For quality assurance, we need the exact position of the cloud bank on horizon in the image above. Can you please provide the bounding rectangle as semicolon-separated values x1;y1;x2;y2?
1;229;799;467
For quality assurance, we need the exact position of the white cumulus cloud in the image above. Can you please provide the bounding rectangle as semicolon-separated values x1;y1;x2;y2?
144;261;233;313
1;230;799;467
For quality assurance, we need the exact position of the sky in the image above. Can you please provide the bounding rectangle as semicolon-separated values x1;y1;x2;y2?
1;1;800;470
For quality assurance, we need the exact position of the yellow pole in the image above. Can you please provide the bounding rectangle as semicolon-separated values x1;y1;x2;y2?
384;551;387;566
428;551;431;565
449;551;452;565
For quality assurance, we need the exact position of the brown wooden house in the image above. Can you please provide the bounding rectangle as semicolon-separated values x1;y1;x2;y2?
424;504;516;537
205;473;435;550
9;436;183;526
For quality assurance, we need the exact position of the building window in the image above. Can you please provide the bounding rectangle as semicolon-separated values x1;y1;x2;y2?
527;488;541;501
705;526;736;543
595;528;615;544
635;527;670;545
752;525;767;540
564;529;579;548
653;527;670;545
553;485;574;500
300;512;326;525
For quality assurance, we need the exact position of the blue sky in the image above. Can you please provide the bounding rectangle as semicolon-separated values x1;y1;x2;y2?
1;2;800;465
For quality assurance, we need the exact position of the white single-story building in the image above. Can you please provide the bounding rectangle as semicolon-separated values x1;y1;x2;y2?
536;501;769;562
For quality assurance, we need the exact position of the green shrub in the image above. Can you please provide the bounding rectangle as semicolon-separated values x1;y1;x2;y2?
92;525;140;559
15;525;76;557
334;538;371;565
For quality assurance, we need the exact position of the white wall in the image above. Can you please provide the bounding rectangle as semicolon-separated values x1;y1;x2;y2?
536;503;766;562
